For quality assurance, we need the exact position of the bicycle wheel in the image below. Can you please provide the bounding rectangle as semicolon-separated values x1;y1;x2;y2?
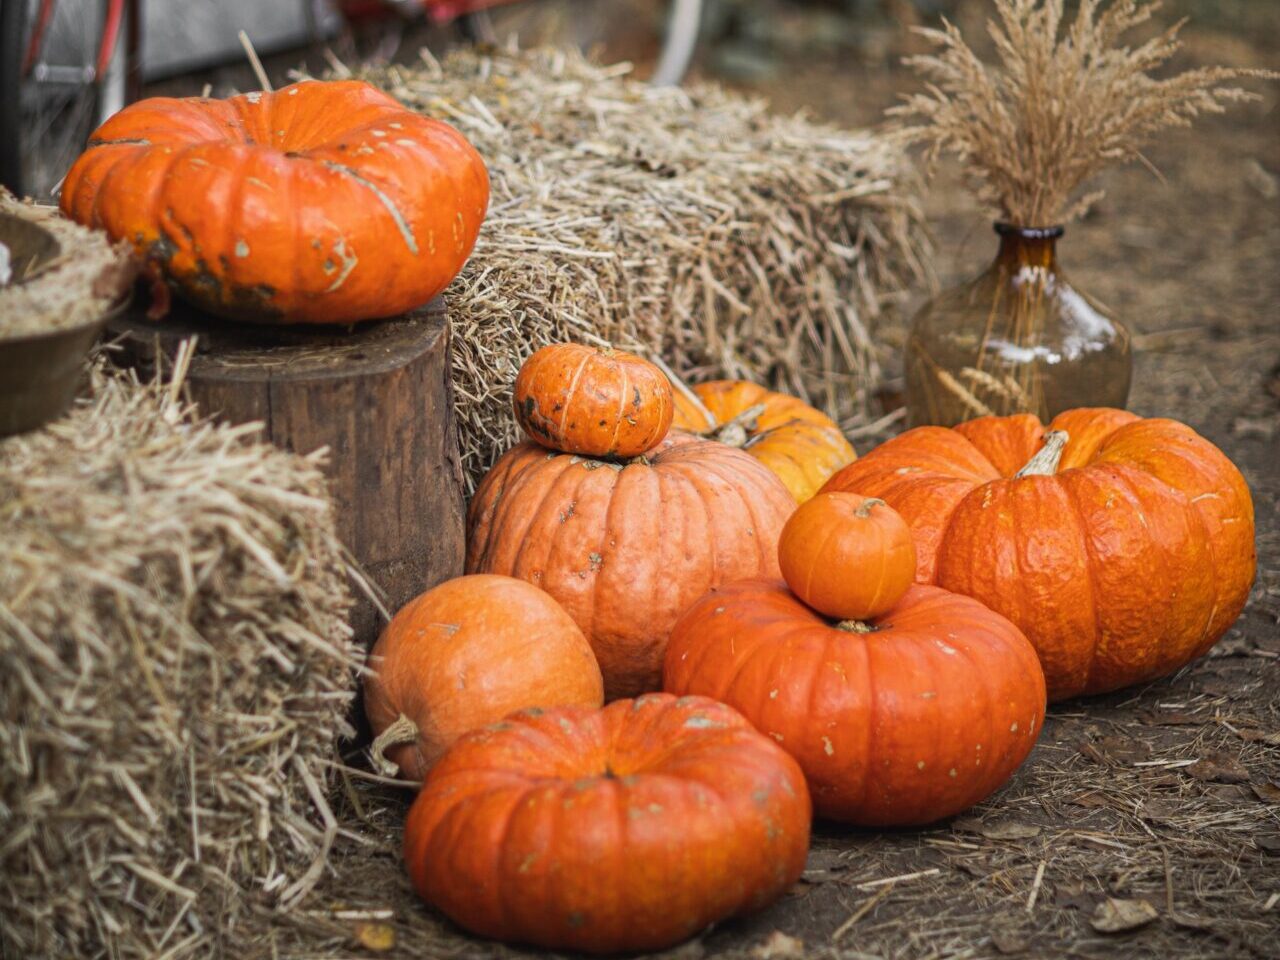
0;0;127;200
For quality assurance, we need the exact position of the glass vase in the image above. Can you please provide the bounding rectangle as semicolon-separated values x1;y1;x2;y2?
904;222;1132;427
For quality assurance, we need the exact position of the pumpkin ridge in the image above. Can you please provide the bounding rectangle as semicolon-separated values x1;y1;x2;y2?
535;457;609;601
607;361;630;458
1095;466;1182;685
509;451;589;579
1060;474;1106;696
558;351;595;445
692;448;785;572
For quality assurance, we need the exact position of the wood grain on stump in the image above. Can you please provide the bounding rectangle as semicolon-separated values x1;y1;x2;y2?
110;296;465;649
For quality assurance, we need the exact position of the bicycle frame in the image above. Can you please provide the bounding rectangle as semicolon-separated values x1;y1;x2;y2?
22;0;141;101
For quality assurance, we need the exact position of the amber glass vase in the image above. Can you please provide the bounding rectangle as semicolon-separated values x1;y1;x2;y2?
905;223;1132;427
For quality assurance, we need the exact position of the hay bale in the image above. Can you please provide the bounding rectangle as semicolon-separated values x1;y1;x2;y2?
360;45;928;490
0;365;358;959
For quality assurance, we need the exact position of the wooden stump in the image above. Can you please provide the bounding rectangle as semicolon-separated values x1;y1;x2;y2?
110;296;465;649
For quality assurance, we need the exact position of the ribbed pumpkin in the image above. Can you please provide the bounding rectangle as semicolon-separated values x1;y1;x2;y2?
467;434;797;698
670;380;855;502
60;80;488;324
778;493;916;621
664;582;1045;825
513;343;673;458
821;409;1256;700
364;575;603;782
404;694;810;954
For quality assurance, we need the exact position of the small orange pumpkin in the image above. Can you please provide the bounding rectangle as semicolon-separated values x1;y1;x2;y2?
778;492;916;620
821;409;1256;700
670;379;856;502
364;574;603;782
513;343;673;458
61;80;488;324
404;694;811;954
664;581;1045;825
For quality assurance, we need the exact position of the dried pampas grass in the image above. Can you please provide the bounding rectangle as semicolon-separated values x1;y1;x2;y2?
358;44;927;489
0;365;358;959
889;0;1276;225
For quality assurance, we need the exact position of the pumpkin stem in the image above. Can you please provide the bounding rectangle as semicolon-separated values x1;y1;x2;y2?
854;497;887;518
1015;430;1070;478
712;403;768;448
836;620;876;634
369;713;419;778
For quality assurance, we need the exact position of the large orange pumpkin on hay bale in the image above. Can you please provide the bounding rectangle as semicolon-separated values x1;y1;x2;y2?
364;575;603;782
670;380;856;503
60;80;488;324
467;434;797;699
403;694;810;954
664;581;1044;826
821;409;1256;701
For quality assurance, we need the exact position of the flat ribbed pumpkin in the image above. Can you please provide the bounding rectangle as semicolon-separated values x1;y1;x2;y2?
60;80;488;324
513;343;673;458
670;380;855;502
821;409;1256;700
664;581;1044;825
404;694;810;954
467;434;797;698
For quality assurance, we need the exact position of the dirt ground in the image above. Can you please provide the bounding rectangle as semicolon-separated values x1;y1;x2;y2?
156;3;1278;957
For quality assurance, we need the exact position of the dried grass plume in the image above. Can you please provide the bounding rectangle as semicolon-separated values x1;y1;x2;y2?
889;0;1276;224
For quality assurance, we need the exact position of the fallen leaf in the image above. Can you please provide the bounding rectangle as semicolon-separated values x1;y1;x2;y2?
1235;728;1280;747
1186;752;1250;784
1252;783;1280;803
990;926;1029;955
1140;798;1180;821
954;817;1042;840
353;922;396;952
1257;836;1280;857
1170;913;1215;932
1091;897;1158;933
753;931;805;960
1070;791;1111;809
981;819;1042;841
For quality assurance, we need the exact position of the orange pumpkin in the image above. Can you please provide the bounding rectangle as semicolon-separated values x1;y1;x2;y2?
778;492;916;620
513;343;673;458
404;694;810;954
664;581;1045;825
670;380;856;502
467;434;797;698
364;575;603;782
60;80;488;324
821;410;1256;700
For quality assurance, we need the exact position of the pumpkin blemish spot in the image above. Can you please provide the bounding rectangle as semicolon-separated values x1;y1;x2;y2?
822;736;834;756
